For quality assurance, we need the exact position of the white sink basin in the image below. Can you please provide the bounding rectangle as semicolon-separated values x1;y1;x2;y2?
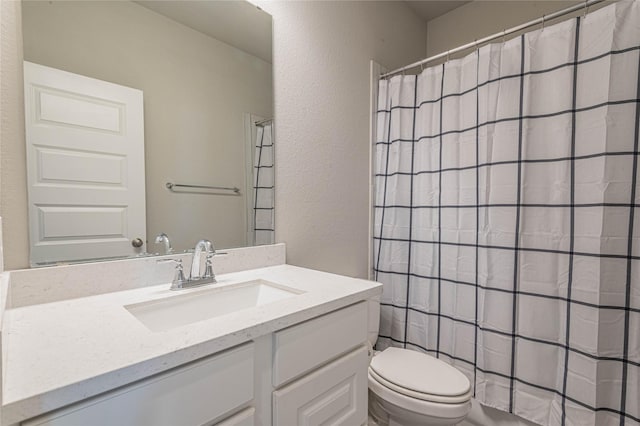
125;279;302;332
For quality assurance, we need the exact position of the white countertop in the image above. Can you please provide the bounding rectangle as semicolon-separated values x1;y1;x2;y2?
2;264;381;425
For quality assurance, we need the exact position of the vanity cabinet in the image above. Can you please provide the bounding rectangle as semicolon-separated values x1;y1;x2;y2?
19;302;369;426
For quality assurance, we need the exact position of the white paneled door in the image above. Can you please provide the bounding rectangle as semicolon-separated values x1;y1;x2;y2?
24;61;145;266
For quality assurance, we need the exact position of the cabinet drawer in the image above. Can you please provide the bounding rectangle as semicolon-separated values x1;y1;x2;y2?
23;343;254;426
273;302;367;387
215;407;255;426
273;345;368;426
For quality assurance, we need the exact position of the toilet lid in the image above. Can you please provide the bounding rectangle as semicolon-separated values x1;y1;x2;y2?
370;348;471;400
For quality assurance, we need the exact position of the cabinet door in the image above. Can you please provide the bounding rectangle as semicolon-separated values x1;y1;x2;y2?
273;302;367;387
273;346;368;426
23;343;254;426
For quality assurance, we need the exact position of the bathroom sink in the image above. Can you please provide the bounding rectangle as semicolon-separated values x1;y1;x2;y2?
125;279;302;332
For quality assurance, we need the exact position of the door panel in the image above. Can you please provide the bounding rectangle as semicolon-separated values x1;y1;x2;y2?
37;205;127;238
37;147;126;186
36;87;124;133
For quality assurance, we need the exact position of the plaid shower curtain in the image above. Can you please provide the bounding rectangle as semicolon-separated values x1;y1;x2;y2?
373;2;639;425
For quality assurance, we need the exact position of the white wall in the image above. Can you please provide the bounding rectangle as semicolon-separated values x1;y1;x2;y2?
0;0;29;271
256;1;427;278
426;1;598;57
0;0;22;411
17;1;272;265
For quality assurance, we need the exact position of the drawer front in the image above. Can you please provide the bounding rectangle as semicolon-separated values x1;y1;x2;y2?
214;407;255;426
24;343;254;426
273;302;367;387
273;345;368;426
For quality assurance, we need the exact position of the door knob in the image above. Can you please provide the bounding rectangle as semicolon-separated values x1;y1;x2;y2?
131;238;144;248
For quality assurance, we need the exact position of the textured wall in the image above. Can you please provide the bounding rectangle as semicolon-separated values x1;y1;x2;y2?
0;0;17;411
427;1;589;56
256;1;427;278
0;0;29;271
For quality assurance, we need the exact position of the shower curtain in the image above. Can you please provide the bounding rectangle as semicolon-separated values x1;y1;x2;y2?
253;122;274;245
373;2;639;425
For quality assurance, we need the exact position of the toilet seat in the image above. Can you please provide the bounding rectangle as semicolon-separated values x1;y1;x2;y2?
369;368;472;404
368;370;471;423
369;348;472;404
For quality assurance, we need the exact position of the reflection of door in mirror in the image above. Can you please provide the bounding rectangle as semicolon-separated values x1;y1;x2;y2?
24;62;146;266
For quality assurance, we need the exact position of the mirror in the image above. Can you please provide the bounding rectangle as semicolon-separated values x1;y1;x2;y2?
18;0;273;267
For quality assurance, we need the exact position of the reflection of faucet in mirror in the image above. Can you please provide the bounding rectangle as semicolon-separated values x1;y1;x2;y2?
154;233;173;255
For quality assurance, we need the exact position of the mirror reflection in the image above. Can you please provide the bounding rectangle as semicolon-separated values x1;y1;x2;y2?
20;0;274;267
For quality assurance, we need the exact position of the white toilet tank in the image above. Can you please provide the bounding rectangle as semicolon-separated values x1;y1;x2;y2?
367;296;381;347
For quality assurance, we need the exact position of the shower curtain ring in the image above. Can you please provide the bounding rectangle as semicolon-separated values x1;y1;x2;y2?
502;30;507;44
420;60;424;72
583;0;589;18
446;50;451;62
542;14;545;30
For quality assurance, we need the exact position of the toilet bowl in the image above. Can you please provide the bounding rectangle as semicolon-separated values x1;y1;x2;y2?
366;299;472;425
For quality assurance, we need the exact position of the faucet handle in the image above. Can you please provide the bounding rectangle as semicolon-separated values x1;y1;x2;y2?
172;260;188;290
203;252;217;282
158;258;188;290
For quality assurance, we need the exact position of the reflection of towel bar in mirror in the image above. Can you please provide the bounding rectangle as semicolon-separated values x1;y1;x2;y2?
165;182;241;195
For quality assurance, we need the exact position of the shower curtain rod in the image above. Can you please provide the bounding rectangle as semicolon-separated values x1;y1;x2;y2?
380;0;606;78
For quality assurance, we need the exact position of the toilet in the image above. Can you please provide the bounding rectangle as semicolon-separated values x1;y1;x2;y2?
366;299;472;426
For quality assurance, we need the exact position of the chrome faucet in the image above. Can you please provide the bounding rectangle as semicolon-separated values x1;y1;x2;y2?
154;233;173;254
190;239;216;282
158;239;217;290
